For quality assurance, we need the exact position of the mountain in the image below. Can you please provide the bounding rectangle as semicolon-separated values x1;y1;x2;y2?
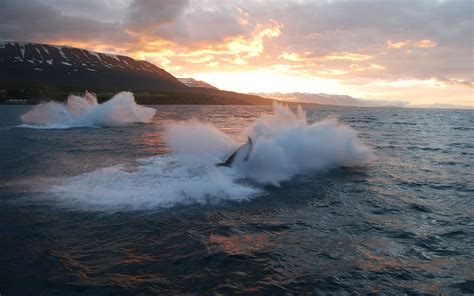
0;41;186;91
255;92;408;107
178;78;218;89
0;41;271;105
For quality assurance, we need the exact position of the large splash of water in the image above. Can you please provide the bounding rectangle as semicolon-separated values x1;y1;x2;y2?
20;91;156;128
50;103;372;210
166;103;372;185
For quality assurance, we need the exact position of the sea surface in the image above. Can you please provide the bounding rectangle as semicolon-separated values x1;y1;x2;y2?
1;105;473;295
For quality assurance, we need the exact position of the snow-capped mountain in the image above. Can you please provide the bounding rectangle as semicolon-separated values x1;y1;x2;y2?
0;42;274;105
0;41;186;91
255;92;408;107
178;78;218;89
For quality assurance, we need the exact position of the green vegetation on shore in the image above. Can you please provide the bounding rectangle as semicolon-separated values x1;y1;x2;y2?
0;83;273;105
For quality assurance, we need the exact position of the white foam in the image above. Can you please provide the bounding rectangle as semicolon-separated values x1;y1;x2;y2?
20;91;156;128
47;103;371;210
51;156;259;211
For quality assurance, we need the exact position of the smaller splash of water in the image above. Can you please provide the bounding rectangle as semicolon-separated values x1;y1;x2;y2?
20;91;156;128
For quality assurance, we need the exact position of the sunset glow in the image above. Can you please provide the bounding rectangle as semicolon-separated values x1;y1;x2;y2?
2;0;472;106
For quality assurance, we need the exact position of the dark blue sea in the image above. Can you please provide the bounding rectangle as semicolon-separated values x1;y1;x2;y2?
1;105;473;295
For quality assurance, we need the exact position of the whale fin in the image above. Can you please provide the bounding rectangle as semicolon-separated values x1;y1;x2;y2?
217;137;253;167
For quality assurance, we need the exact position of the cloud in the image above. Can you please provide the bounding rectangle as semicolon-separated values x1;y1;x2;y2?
39;0;130;23
323;52;372;61
387;40;409;49
387;39;437;49
435;76;473;88
278;52;309;62
0;0;135;45
240;0;472;83
124;0;253;45
125;0;189;35
414;39;437;48
0;0;472;104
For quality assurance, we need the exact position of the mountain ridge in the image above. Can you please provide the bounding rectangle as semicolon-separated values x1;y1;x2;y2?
0;41;185;91
0;41;271;105
254;92;408;107
178;78;218;89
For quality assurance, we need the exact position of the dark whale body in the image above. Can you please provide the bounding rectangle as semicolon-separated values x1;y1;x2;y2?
216;137;253;167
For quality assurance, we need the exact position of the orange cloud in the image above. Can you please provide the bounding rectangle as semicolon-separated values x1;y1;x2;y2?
226;21;282;58
271;64;292;72
350;64;384;71
108;20;283;75
184;55;214;64
387;39;437;49
387;40;409;49
232;57;247;65
317;69;347;75
278;51;311;62
350;64;366;72
236;7;250;25
324;52;372;61
368;63;385;70
414;39;437;48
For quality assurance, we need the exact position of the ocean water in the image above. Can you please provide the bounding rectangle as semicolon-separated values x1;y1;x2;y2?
0;105;473;295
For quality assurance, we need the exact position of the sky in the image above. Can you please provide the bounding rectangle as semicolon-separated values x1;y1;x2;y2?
0;0;473;106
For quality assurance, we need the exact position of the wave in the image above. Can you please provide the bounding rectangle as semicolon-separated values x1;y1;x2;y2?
20;91;156;128
50;103;372;210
